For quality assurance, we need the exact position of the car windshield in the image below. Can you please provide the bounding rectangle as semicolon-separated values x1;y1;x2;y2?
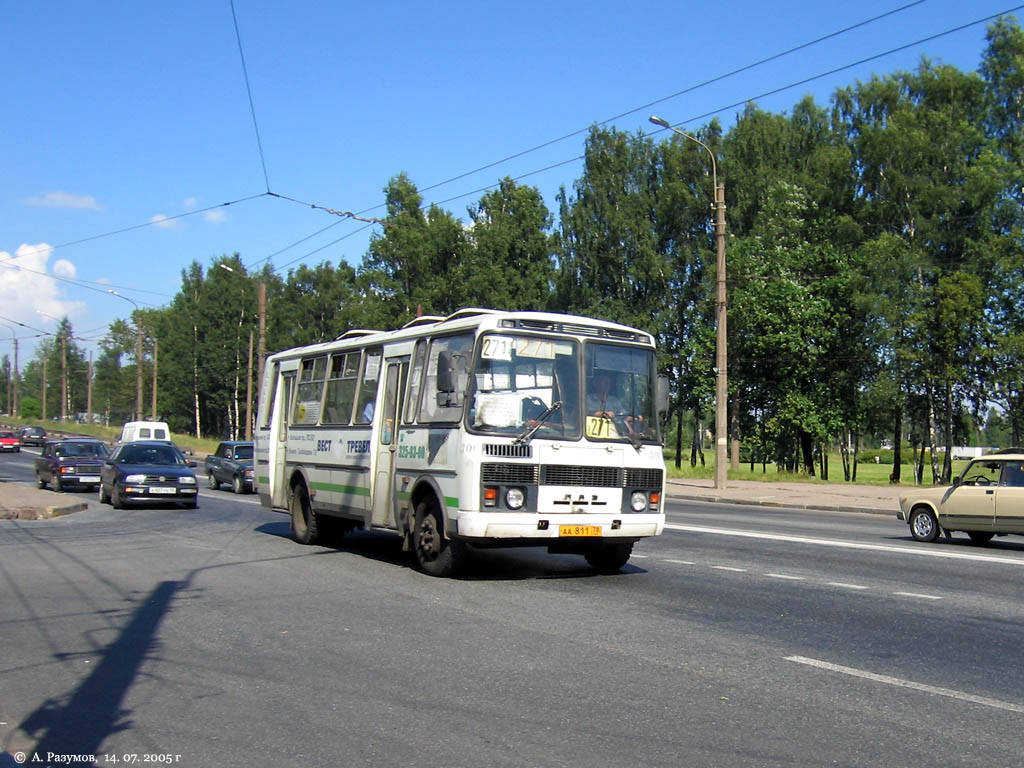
58;442;109;458
120;445;184;465
0;431;15;438
233;445;254;460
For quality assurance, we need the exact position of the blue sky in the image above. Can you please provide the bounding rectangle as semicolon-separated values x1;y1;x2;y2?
1;0;1020;362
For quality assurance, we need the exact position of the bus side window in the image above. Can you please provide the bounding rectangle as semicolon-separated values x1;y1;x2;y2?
323;351;360;425
293;356;327;425
354;349;382;425
405;340;426;424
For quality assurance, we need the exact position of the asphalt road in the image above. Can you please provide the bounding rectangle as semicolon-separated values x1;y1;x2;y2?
1;448;1022;767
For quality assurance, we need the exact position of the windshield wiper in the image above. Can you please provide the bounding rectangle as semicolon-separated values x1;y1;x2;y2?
513;401;562;445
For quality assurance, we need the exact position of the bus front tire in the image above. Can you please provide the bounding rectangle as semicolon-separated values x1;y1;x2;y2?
413;500;465;577
584;542;634;574
290;483;319;545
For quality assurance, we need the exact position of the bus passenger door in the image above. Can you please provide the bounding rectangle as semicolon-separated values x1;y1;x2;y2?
370;359;407;528
270;372;294;510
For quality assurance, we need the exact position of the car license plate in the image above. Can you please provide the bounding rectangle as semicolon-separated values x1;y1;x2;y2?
149;487;177;495
78;476;100;483
559;525;602;537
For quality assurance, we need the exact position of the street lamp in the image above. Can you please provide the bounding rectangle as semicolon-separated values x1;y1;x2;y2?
108;289;144;420
649;115;729;490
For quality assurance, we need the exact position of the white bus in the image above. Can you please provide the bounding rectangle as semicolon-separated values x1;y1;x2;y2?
254;308;668;576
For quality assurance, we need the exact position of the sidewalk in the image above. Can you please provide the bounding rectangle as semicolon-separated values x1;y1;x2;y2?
665;477;903;516
0;482;89;520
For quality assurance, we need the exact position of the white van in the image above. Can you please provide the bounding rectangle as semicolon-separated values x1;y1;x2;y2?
119;421;171;443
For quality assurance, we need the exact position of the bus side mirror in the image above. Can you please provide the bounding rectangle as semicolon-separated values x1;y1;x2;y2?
656;375;670;415
435;350;464;408
437;350;455;393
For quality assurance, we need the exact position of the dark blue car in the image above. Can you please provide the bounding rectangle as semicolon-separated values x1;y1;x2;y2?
99;440;199;509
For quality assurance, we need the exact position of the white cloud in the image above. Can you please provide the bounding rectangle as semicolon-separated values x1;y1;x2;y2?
24;190;103;210
0;244;86;333
53;259;77;279
183;197;199;210
204;209;227;224
150;213;178;229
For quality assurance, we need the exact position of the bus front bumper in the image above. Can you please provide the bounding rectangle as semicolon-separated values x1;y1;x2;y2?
455;511;664;540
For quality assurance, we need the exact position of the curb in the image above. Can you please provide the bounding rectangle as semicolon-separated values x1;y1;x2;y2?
0;501;88;521
668;492;893;517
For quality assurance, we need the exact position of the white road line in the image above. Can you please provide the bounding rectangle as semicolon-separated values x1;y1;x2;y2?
785;655;1024;713
712;565;747;572
665;523;1024;566
827;582;868;590
893;591;942;600
630;554;649;558
664;559;695;565
766;573;804;580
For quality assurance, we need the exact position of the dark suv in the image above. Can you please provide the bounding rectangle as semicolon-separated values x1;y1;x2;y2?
36;439;110;492
19;425;47;446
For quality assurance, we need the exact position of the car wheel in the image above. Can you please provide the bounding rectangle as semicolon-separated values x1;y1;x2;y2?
584;542;634;574
99;483;110;504
967;530;994;545
111;485;126;510
232;475;244;494
910;507;939;542
36;473;46;490
207;472;219;490
290;482;319;545
53;475;63;493
413;499;466;577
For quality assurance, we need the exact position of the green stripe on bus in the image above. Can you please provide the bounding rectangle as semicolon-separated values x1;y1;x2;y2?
397;490;459;509
310;482;370;496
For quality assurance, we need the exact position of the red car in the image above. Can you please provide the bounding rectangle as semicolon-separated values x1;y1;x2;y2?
0;430;21;452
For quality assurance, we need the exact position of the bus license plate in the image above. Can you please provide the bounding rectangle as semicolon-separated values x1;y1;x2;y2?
559;525;602;537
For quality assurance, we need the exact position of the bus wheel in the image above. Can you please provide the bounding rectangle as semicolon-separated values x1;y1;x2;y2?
584;542;634;574
290;482;319;545
413;499;465;577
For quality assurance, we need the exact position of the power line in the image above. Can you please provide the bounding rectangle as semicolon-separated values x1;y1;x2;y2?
262;3;1021;272
229;0;271;193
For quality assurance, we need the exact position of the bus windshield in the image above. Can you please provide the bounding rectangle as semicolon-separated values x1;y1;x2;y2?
469;334;581;440
467;334;659;444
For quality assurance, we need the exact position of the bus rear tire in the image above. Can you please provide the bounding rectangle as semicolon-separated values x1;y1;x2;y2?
413;499;465;577
584;542;633;574
290;482;319;545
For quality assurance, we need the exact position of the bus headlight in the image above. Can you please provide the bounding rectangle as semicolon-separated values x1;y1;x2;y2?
505;487;526;510
630;491;647;512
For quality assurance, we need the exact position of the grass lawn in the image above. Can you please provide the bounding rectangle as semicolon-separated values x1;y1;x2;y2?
665;451;969;487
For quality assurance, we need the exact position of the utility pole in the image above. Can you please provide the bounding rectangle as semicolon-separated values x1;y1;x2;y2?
245;329;254;440
257;281;267;388
86;352;93;426
60;328;68;422
151;340;158;419
41;359;47;421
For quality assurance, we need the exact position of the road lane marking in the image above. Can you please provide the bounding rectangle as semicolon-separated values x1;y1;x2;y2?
893;591;942;600
827;582;868;590
766;573;804;580
664;523;1024;566
712;565;747;572
664;559;695;565
785;655;1024;713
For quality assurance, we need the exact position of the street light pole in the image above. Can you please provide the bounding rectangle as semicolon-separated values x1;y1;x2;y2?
108;289;144;420
650;115;729;490
0;324;19;418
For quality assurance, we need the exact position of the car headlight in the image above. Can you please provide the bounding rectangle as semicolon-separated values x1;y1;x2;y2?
125;474;147;483
179;476;197;485
505;487;526;510
630;491;648;512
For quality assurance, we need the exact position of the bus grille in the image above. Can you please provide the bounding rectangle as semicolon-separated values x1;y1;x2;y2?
541;465;620;487
484;443;532;458
481;463;539;484
624;468;663;490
